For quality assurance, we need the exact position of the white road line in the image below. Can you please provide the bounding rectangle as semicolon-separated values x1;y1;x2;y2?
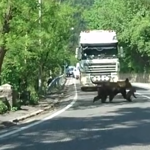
0;79;78;140
136;92;150;99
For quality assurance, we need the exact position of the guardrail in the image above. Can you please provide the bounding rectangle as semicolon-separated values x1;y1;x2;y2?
46;74;67;94
119;73;150;83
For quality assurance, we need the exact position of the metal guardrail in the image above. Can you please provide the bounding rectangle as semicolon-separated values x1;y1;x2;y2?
119;73;150;83
47;74;67;94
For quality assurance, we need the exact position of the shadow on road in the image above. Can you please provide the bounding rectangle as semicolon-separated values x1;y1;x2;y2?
0;82;150;149
69;91;150;111
1;106;150;149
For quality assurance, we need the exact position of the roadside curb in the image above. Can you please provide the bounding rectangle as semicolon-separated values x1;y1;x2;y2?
8;78;71;124
11;105;54;123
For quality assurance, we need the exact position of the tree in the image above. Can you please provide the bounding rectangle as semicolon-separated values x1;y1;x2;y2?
0;0;76;102
83;0;150;73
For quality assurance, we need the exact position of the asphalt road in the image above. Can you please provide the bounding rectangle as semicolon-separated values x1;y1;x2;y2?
0;79;150;150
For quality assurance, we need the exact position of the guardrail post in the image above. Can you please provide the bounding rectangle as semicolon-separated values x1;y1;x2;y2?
46;74;67;94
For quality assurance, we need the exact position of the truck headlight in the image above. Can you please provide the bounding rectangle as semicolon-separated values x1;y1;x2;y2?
111;73;118;82
112;76;118;82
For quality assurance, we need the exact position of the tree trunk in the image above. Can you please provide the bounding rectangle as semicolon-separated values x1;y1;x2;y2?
0;2;12;80
0;47;6;84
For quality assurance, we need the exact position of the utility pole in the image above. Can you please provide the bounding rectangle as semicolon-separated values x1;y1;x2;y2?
38;0;42;93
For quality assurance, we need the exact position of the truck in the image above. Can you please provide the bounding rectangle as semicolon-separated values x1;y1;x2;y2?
75;30;124;91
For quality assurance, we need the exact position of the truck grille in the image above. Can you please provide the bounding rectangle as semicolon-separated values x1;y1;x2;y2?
86;63;116;74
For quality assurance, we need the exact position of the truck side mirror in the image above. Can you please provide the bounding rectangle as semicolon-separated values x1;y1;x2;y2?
119;46;125;57
75;47;81;60
75;48;78;58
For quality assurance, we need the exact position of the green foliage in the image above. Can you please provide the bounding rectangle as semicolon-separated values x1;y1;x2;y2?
0;101;8;114
11;106;19;112
0;0;77;107
27;85;39;105
62;0;95;51
83;0;150;73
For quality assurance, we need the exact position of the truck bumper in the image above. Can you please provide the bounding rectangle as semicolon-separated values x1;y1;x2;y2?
80;73;119;90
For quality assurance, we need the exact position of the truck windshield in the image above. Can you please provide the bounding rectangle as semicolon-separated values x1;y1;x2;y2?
82;47;118;59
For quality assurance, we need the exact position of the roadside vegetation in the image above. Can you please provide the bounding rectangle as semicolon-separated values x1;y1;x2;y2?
0;0;77;113
83;0;150;73
0;0;150;113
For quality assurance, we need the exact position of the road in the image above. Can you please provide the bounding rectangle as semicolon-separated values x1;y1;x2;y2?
0;78;150;150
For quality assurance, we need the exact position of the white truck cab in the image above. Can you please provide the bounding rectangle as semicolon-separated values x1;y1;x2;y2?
75;30;124;90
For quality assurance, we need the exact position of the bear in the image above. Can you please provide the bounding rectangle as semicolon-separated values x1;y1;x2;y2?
126;87;137;102
92;78;133;103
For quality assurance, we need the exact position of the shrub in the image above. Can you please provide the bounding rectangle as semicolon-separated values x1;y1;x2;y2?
27;85;39;105
0;101;8;114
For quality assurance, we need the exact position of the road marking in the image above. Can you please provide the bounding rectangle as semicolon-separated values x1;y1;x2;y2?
0;79;78;140
136;92;150;99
